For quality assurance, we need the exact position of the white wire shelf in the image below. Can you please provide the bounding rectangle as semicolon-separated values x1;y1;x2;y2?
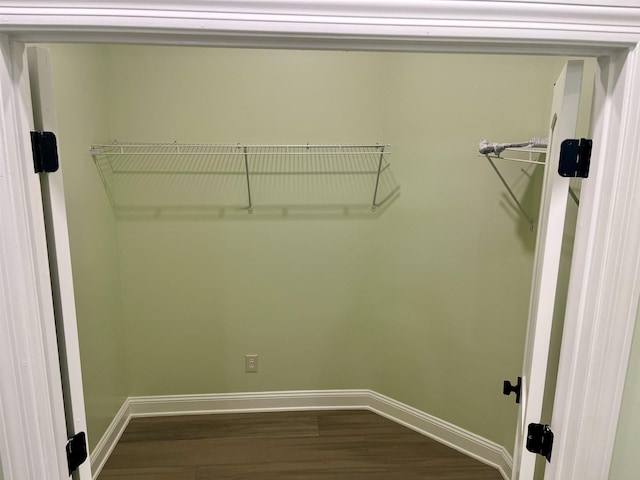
478;146;547;165
90;143;399;217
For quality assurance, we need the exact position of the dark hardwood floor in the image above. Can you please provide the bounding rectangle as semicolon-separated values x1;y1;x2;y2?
97;410;504;480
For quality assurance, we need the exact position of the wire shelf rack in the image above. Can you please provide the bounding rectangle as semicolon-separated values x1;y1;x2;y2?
90;143;400;218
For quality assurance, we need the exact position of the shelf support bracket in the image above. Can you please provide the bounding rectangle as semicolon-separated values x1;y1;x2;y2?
371;145;385;212
485;155;534;231
243;146;253;214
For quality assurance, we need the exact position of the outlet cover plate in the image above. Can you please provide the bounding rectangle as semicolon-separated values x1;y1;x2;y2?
245;354;258;373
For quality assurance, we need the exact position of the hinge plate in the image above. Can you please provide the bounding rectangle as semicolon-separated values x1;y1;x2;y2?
558;138;592;178
526;423;554;462
66;431;88;475
30;130;59;173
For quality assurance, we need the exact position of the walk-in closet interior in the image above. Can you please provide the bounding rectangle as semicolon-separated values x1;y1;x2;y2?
40;43;594;478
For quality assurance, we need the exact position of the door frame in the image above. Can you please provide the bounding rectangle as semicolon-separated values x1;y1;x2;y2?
2;3;640;479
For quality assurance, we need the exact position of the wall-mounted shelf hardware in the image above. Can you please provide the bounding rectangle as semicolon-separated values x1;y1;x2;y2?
480;146;547;231
90;143;400;218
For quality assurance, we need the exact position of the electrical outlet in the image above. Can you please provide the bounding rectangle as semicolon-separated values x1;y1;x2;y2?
245;354;258;373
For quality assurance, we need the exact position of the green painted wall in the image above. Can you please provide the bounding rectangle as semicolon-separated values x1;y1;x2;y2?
107;46;569;449
377;53;561;445
46;44;128;452
48;44;593;454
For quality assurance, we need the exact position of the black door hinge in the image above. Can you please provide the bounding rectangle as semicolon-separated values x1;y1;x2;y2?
503;376;522;404
66;431;88;475
30;131;59;173
559;138;592;178
526;423;554;462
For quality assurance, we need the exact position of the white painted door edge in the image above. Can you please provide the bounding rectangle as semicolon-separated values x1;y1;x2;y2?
26;44;92;480
514;60;584;480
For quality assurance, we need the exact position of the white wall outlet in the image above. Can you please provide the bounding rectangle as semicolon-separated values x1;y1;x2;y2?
245;354;258;373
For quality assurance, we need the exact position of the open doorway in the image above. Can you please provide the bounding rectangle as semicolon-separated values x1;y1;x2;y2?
34;44;594;479
4;6;640;480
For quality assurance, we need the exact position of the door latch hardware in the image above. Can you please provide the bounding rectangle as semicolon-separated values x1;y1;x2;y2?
503;376;522;404
526;423;554;462
66;431;87;474
30;130;59;173
559;138;592;178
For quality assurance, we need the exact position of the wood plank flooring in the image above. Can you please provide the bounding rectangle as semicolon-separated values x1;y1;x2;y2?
97;410;503;480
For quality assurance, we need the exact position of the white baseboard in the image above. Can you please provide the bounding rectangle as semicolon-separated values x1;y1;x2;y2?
90;399;130;479
92;390;512;480
127;389;372;417
366;391;512;479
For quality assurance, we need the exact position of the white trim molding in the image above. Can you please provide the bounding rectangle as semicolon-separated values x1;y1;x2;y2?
545;47;640;480
92;390;512;480
0;1;640;53
365;391;512;479
89;400;130;479
1;3;640;480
